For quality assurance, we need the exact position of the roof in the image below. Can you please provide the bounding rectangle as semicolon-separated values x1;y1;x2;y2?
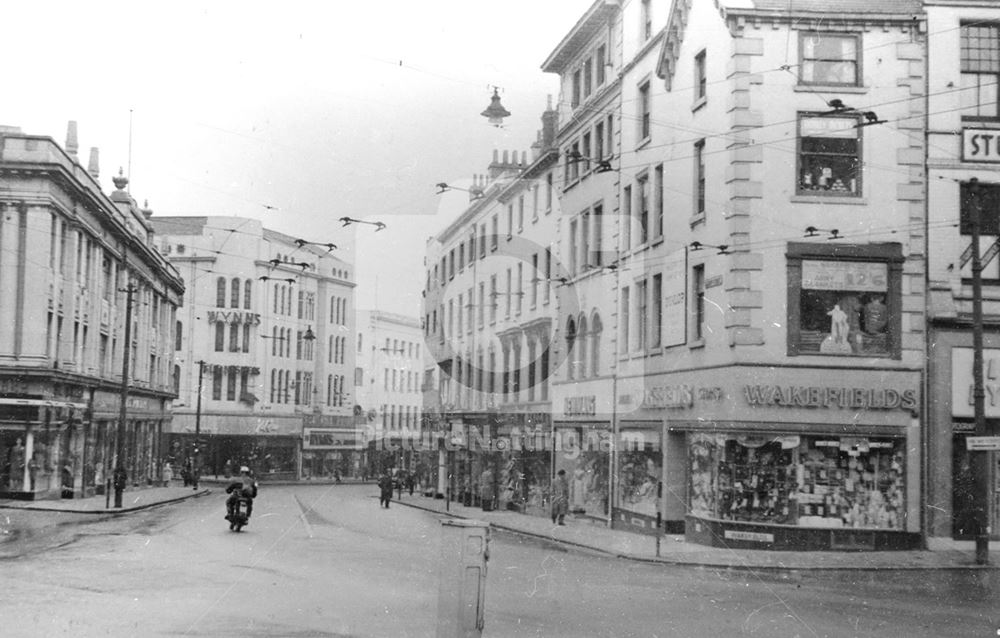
723;0;922;16
541;0;620;74
148;216;210;236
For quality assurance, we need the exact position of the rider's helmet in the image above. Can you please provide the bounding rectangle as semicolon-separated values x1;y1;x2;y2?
239;466;250;474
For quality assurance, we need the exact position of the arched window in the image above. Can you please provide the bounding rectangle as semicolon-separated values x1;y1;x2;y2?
270;369;276;403
565;318;577;380
215;323;225;351
242;324;250;353
277;370;284;403
231;278;240;308
590;313;603;377
175;320;183;351
273;284;279;313
244;280;252;310
216;277;226;307
279;286;286;315
330;296;336;323
577;315;588;379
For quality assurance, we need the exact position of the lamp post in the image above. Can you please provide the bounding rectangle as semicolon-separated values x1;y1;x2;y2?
114;280;136;508
193;360;205;490
968;178;991;566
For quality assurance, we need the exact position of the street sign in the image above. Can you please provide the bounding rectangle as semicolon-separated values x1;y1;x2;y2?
965;436;1000;451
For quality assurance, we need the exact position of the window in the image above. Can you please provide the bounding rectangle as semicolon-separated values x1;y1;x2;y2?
531;253;539;308
638;81;651;141
652;274;662;349
961;24;1000;118
786;242;901;358
961;181;1000;279
215;323;225;351
583;56;593;99
692;264;705;341
621;287;630;353
798;114;861;196
637;174;649;245
622;185;633;249
641;0;652;40
590;315;602;377
545;173;553;211
566;318;577;381
694;50;707;102
244;280;252;310
694;140;706;216
800;33;859;86
595;121;605;162
490;275;498;322
580;211;591;269
569;219;578;275
596;44;607;85
592;203;603;266
458;241;465;271
653;165;664;239
227;370;237;401
544;249;552;304
517;195;524;232
480;224;487;258
478;283;485;328
216;278;226;307
516;263;523;314
231;278;241;308
581;132;592;174
505;269;512;318
572;69;582;107
637;279;648;351
532;185;539;222
175;321;183;351
242;324;250;353
491;215;499;249
212;369;222;400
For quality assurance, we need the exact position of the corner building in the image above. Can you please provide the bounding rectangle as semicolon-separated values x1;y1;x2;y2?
0;124;183;499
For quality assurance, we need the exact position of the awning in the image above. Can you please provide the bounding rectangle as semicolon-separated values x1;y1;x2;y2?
0;398;87;409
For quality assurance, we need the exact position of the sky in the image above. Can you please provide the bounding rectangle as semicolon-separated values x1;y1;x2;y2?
3;0;593;317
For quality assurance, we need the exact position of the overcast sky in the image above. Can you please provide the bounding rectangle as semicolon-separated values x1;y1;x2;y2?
4;0;593;316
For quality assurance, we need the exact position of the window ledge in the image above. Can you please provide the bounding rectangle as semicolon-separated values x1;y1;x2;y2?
688;338;705;350
636;136;652;151
690;213;706;228
794;84;866;95
790;195;868;206
691;96;707;113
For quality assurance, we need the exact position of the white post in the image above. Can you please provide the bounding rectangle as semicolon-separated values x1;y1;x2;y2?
437;519;489;638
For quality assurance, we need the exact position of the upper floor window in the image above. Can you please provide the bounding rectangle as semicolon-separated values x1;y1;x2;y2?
786;242;901;358
961;24;1000;119
960;181;1000;279
798;114;861;196
596;44;607;85
230;278;241;308
800;33;859;86
572;69;582;107
694;50;707;103
641;0;652;41
638;81;651;141
243;280;252;310
216;277;226;308
694;140;706;216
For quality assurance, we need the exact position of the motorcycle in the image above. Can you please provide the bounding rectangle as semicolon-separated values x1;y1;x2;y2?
228;497;250;532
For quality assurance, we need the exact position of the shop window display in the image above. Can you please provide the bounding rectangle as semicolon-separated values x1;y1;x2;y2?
616;439;661;518
689;433;905;530
798;260;889;356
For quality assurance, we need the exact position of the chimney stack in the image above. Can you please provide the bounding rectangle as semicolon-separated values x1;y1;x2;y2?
88;148;100;180
65;121;79;159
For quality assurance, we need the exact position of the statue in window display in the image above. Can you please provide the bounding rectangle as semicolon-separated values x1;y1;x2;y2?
863;295;888;335
819;303;853;354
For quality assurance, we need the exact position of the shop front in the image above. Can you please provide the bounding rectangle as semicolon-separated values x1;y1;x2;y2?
926;336;1000;543
617;365;922;551
91;390;169;492
491;412;551;516
302;414;366;479
166;412;302;481
553;391;613;524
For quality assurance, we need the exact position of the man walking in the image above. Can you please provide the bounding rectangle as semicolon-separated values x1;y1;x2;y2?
551;469;570;525
378;471;393;508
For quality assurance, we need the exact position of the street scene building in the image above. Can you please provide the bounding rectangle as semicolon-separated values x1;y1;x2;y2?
150;216;357;481
0;123;183;499
354;309;424;475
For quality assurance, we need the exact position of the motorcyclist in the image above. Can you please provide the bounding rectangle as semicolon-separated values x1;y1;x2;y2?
225;466;258;521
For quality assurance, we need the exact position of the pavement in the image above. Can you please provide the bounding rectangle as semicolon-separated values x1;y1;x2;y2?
2;480;998;571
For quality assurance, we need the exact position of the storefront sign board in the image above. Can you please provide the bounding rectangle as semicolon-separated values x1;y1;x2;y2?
724;530;774;543
966;436;1000;451
951;348;1000;418
962;128;1000;163
661;249;686;347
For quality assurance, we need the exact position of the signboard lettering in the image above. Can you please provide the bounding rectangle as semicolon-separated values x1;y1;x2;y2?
564;396;596;416
962;128;1000;163
661;249;687;347
723;530;774;543
743;385;917;411
206;311;261;326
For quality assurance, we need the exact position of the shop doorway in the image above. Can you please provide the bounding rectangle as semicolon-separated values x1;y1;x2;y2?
952;437;1000;541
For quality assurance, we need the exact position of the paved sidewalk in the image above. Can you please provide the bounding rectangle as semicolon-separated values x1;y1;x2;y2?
387;491;1000;571
0;485;210;514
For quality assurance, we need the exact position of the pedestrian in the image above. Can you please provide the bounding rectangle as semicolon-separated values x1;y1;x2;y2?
551;469;570;525
162;462;173;487
378;472;393;508
405;472;414;496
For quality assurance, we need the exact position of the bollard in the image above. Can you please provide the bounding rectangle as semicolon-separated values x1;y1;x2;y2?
437;519;489;638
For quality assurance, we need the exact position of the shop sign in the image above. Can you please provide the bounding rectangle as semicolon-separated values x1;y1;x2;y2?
962;128;1000;163
743;385;917;411
206;310;261;325
951;348;1000;418
966;436;1000;451
723;530;774;543
564;395;596;416
802;261;887;292
204;363;261;376
0;378;30;394
303;428;362;450
662;249;686;347
640;384;694;409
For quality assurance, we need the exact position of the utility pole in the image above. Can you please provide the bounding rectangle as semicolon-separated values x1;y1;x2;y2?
114;281;136;508
968;178;990;566
194;360;206;490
